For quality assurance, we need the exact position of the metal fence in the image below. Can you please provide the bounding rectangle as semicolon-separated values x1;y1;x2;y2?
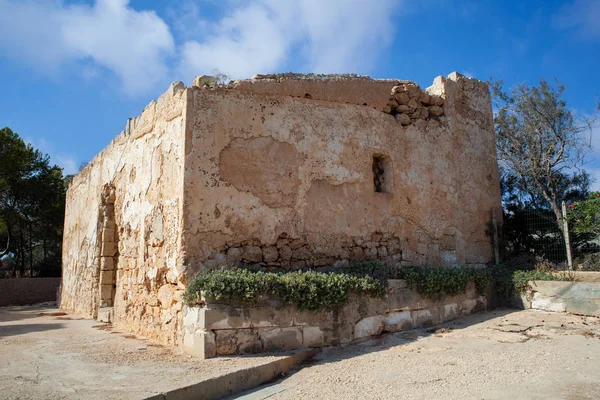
502;202;600;270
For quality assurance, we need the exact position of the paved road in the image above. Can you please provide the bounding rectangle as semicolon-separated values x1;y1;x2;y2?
236;309;600;400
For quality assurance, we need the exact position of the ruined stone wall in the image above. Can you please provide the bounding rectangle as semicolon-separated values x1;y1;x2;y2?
182;72;502;278
61;83;188;345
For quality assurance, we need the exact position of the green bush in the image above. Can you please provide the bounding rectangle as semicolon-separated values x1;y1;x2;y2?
184;268;386;311
184;263;567;311
337;262;490;299
488;265;557;300
401;265;490;299
332;261;404;281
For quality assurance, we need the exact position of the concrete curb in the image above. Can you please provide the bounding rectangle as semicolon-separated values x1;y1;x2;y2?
144;348;319;400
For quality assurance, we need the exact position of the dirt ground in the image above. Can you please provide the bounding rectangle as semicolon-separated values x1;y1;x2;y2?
0;305;289;400
235;309;600;400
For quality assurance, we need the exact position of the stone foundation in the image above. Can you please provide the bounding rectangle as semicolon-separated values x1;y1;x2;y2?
515;280;600;317
198;232;411;272
182;280;491;358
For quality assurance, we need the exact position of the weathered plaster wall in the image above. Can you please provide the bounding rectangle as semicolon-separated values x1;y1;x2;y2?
182;73;502;278
61;83;188;345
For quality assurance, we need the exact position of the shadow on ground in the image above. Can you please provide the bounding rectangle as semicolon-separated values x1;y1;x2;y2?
0;322;65;337
228;308;519;399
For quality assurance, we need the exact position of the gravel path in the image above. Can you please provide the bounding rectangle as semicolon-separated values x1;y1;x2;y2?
237;309;600;400
0;305;288;400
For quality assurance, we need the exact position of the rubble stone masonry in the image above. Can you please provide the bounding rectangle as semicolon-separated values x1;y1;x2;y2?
61;72;502;349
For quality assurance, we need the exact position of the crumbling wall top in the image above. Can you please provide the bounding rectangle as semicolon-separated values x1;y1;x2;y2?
191;72;487;118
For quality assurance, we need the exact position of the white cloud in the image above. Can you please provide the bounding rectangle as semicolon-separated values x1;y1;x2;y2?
554;0;600;39
0;0;175;95
179;0;402;80
0;0;403;93
55;155;79;175
24;137;79;175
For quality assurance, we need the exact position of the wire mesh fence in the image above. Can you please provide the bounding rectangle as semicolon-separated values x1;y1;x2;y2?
502;203;600;270
503;207;567;265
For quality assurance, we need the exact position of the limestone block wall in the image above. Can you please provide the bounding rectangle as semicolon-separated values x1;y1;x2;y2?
183;281;491;358
516;280;600;317
60;83;188;345
182;72;502;279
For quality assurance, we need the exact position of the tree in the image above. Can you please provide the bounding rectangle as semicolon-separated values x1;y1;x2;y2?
491;78;596;250
0;127;67;277
568;192;600;237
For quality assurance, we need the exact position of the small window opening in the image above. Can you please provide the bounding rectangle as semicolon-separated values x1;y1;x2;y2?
372;154;391;193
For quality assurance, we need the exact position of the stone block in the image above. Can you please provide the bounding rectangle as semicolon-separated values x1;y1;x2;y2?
411;308;441;328
383;311;413;332
459;297;486;315
440;303;458;322
215;329;261;355
303;327;325;347
260;327;303;352
314;257;335;267
292;309;334;329
388;239;401;255
356;295;389;316
292;247;311;260
354;315;384;340
350;247;364;259
289;239;305;250
428;105;444;116
99;270;115;285
226;247;243;263
183;330;216;359
377;246;388;257
531;294;567;313
184;306;201;333
388;287;436;311
101;227;115;243
101;242;117;257
338;248;350;259
279;245;292;261
364;247;377;260
99;284;114;301
263;246;279;263
157;284;176;309
244;306;292;329
97;307;113;323
100;257;114;271
242;246;263;262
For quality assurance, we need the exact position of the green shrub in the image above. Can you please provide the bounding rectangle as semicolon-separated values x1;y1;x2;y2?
185;263;568;311
401;266;491;299
333;261;404;281
184;268;386;311
488;265;557;300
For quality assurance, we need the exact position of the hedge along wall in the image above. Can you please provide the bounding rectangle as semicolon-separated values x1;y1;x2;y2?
0;278;61;306
182;279;493;358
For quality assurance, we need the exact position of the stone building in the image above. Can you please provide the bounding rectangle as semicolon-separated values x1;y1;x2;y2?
60;72;502;348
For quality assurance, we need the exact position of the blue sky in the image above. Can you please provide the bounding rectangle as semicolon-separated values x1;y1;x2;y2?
0;0;598;183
